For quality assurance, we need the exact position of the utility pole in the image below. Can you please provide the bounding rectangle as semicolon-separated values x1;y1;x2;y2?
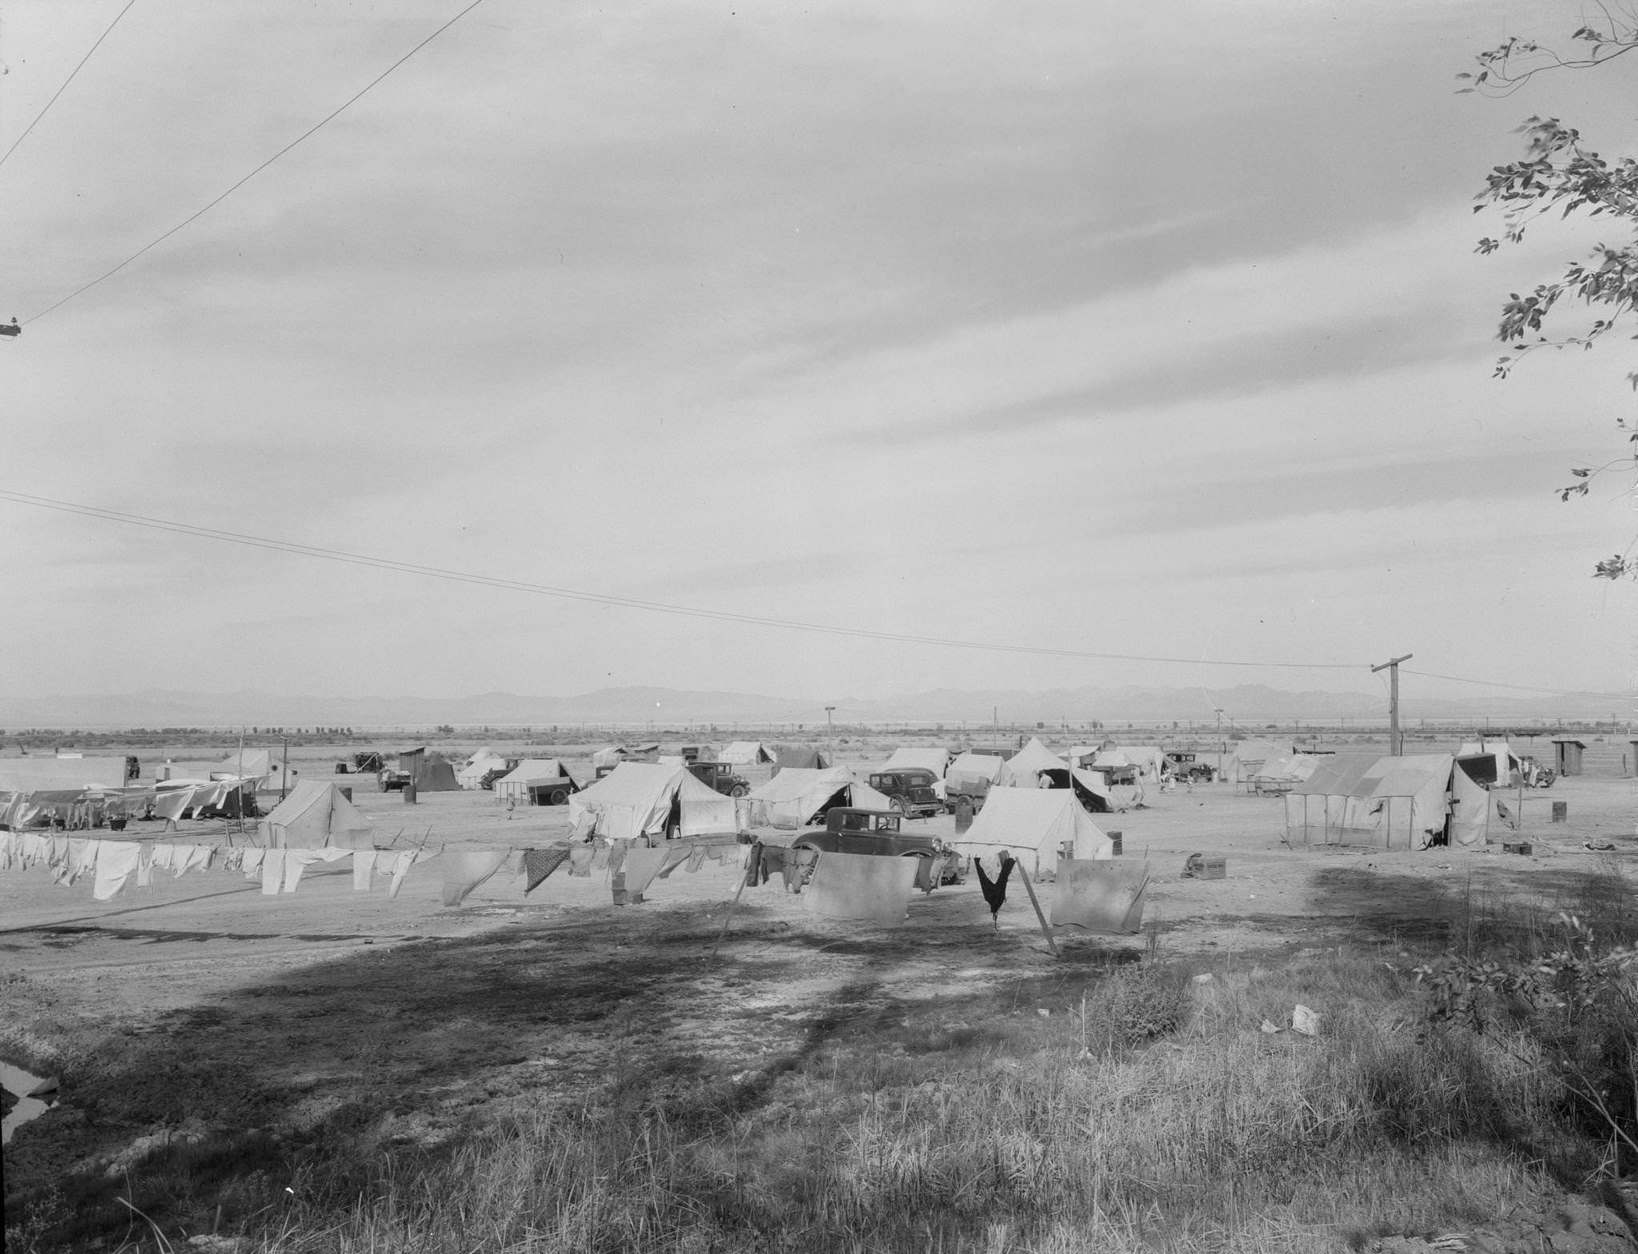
1371;654;1413;756
1214;708;1224;776
825;706;836;740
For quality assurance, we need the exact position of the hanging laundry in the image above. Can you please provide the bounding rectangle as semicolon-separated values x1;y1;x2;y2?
136;845;155;888
441;851;509;907
385;849;418;899
618;845;668;900
802;851;917;925
973;852;1017;929
785;847;819;893
686;844;709;874
592;843;612;871
261;849;288;896
568;843;596;878
170;845;214;877
521;846;569;894
69;837;96;878
283;848;351;894
656;843;694;880
352;849;380;891
605;841;627;876
1049;858;1151;933
239;847;266;879
92;841;142;901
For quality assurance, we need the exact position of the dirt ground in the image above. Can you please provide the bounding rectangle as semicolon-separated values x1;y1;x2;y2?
3;739;1636;1248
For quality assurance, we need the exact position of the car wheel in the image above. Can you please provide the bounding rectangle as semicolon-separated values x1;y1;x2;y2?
731;784;749;798
550;788;569;805
890;796;909;814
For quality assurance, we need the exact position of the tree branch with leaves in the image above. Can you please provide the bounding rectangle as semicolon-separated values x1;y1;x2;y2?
1464;11;1638;578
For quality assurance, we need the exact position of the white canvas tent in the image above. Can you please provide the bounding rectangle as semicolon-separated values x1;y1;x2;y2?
259;780;374;849
946;752;1007;789
1247;752;1320;794
1228;740;1284;785
1283;753;1487;849
1003;737;1068;785
950;787;1113;878
493;759;576;803
568;762;738;841
719;741;775;766
744;766;894;829
207;748;288;791
457;749;509;789
881;747;950;777
1454;739;1523;787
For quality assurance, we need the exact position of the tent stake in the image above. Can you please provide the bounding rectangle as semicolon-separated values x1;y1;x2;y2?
710;844;755;958
1017;864;1060;957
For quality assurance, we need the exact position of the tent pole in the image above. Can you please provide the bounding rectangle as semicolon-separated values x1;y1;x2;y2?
710;843;756;958
1016;862;1060;957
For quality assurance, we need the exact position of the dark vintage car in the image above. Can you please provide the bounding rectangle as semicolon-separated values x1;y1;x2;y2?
867;769;944;819
784;808;963;885
687;761;750;798
1164;752;1216;783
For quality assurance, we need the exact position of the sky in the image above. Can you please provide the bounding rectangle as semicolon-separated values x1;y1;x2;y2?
1;0;1635;714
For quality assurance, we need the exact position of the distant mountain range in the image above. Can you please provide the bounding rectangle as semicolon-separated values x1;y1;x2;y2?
0;683;1627;730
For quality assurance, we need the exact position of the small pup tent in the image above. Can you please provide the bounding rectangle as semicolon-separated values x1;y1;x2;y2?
568;762;738;841
719;741;776;766
881;746;951;777
744;767;894;829
259;780;373;849
950;787;1113;878
493;759;578;804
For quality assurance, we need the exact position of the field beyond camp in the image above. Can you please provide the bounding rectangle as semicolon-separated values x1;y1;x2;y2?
3;734;1637;1253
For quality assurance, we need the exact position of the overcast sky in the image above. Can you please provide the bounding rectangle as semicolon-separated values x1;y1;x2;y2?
1;0;1634;711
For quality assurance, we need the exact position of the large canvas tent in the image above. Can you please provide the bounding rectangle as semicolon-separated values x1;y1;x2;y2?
259;780;374;849
568;762;738;841
1283;753;1489;849
719;741;775;766
1454;739;1523;787
881;747;950;777
744;767;894;829
950;787;1113;878
492;759;577;804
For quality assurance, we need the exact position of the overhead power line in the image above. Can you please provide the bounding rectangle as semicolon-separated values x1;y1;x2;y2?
1401;667;1633;702
0;0;141;174
25;0;490;325
0;490;1367;672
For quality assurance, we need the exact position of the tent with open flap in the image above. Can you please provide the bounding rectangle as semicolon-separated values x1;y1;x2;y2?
567;762;738;841
1002;737;1068;785
1283;753;1489;849
745;766;894;829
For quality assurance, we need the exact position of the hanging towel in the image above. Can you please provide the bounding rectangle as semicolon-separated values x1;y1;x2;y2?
69;837;96;877
261;849;287;896
441;851;509;906
522;846;569;894
136;845;155;888
605;841;627;876
352;848;380;891
240;847;266;878
568;844;595;877
171;844;214;877
619;846;668;899
655;842;694;880
802;851;917;925
92;841;142;901
283;848;351;894
1049;858;1151;933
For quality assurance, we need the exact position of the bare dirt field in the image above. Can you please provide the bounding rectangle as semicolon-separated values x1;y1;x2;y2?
3;737;1636;1251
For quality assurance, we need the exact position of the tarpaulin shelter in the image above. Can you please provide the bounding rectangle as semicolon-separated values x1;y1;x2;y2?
259;780;374;849
397;748;458;792
950;787;1113;878
1454;739;1523;787
492;759;578;804
1283;753;1488;849
1094;745;1165;781
946;752;1008;801
745;767;894;829
207;748;289;792
719;741;775;766
882;747;951;777
591;743;661;770
568;762;738;842
457;748;509;789
772;744;831;774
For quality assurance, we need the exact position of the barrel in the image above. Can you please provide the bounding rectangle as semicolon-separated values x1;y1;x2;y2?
403;781;418;804
1107;829;1123;856
1551;801;1567;822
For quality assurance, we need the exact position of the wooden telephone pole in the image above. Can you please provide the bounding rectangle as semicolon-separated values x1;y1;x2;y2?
1371;654;1413;756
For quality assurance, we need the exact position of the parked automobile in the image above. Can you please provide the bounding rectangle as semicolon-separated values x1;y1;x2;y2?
867;769;943;819
1164;751;1216;783
687;760;750;798
787;808;963;884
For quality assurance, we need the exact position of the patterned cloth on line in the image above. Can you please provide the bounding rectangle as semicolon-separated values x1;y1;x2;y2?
522;846;570;894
